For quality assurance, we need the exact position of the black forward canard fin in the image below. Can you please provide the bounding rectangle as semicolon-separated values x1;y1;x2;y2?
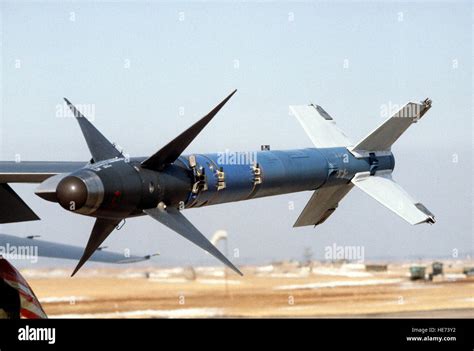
141;90;237;171
144;205;242;276
71;217;122;276
64;98;122;162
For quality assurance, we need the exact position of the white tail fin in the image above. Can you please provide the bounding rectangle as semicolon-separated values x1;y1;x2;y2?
293;184;353;227
290;104;352;148
292;98;434;227
350;99;432;157
351;171;435;225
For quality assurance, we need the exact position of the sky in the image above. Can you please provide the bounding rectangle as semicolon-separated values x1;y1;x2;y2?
0;0;472;269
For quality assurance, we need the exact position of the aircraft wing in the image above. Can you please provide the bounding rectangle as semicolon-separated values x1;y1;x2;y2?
0;161;86;183
0;234;155;264
0;161;86;224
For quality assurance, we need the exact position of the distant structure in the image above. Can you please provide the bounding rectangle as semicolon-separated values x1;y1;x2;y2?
183;266;197;281
302;247;314;273
409;266;426;280
432;261;443;275
463;267;474;276
211;230;230;296
211;230;228;247
365;264;388;272
428;261;444;281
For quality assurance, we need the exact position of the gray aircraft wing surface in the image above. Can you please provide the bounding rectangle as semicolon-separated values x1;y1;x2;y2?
0;161;86;183
0;233;155;264
0;161;86;224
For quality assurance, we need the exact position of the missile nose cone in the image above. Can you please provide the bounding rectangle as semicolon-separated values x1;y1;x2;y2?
36;171;105;214
56;176;88;211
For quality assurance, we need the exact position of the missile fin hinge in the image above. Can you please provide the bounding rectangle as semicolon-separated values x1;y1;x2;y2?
188;155;197;168
189;155;208;194
216;167;226;191
369;152;379;176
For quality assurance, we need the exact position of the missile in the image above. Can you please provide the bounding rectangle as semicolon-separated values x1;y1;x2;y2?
1;91;435;276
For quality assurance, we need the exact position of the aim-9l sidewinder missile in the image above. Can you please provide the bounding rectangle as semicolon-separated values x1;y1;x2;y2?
0;90;435;276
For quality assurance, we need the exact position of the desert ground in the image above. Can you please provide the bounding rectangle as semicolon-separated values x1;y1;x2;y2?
23;260;474;318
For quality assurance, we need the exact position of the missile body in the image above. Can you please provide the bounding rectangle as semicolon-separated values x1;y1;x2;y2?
174;147;395;208
37;147;394;218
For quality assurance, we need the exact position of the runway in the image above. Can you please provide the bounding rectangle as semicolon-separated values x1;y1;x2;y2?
22;260;474;318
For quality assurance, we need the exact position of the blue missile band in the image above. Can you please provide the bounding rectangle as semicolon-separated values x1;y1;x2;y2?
181;147;395;208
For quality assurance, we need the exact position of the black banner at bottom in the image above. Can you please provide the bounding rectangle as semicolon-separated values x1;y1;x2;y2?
0;318;472;350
